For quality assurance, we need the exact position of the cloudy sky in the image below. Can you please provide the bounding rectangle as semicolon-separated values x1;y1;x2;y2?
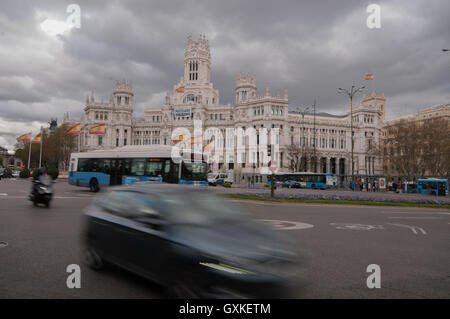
1;0;449;151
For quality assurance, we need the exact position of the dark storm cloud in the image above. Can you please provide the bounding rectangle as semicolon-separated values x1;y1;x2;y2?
0;0;449;150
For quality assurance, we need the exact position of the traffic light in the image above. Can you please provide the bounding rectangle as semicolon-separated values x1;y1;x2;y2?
267;144;271;157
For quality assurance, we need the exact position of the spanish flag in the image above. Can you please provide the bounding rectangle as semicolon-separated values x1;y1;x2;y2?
172;134;188;143
190;135;202;144
16;132;31;142
203;141;214;152
89;123;105;135
31;133;42;144
66;123;81;135
175;86;185;93
366;74;374;80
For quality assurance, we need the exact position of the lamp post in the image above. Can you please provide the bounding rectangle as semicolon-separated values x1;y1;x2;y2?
293;105;310;172
312;99;316;172
338;85;365;188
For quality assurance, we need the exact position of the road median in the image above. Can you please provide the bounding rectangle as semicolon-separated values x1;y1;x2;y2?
225;193;450;209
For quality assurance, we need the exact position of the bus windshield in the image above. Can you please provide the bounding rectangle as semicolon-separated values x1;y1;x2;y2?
181;161;208;181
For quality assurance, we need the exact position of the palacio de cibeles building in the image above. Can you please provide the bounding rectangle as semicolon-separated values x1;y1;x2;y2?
63;35;398;184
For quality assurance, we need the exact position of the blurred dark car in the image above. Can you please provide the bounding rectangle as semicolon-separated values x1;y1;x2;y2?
281;180;301;188
1;168;13;178
82;184;298;298
281;180;293;188
290;181;302;189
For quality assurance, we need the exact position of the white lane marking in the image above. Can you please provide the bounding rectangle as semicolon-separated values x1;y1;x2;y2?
381;211;450;215
387;217;443;220
330;223;384;230
388;223;427;235
0;193;7;196
256;219;314;231
0;196;92;199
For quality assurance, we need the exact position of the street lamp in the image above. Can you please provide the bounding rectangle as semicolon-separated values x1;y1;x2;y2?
294;104;316;171
338;85;365;189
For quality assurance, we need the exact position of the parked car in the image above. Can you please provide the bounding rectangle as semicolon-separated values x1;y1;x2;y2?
290;181;302;189
82;184;298;298
207;173;233;186
281;180;293;188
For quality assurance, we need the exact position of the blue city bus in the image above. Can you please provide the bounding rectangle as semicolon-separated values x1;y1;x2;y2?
69;145;208;192
416;178;448;196
267;172;337;189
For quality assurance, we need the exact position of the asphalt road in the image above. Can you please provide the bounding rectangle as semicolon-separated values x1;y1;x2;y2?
0;178;449;298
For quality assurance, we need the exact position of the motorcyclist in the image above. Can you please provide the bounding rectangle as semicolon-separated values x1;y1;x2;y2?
31;168;46;196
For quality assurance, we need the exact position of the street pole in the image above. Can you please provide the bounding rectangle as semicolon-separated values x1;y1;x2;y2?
27;140;32;170
350;94;353;185
313;99;316;172
270;145;275;198
39;131;42;169
338;85;365;190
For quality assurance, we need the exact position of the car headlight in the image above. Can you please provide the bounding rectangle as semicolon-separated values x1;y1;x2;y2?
199;262;254;275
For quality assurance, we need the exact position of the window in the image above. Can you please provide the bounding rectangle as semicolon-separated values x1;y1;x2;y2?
129;159;145;176
117;96;121;104
125;96;129;105
98;136;103;146
185;94;195;103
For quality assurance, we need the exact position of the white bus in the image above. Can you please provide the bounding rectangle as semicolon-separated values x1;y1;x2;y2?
68;145;208;192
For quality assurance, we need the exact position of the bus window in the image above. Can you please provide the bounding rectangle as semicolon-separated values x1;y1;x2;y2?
131;159;146;176
146;161;164;177
164;160;171;174
78;158;89;172
103;159;111;174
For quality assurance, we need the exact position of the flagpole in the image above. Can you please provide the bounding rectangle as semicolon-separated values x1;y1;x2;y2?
39;129;43;169
27;139;32;170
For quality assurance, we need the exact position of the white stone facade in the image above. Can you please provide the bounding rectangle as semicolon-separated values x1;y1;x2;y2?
65;35;387;179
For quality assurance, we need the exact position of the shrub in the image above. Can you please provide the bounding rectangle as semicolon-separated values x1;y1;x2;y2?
19;168;30;178
47;166;59;180
223;182;232;188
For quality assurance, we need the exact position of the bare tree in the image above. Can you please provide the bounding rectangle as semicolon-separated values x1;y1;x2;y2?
285;143;302;172
383;118;450;179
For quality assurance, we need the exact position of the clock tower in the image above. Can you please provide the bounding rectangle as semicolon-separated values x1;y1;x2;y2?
172;35;219;106
183;34;211;84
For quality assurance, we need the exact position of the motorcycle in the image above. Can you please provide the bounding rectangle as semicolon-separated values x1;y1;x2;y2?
29;175;53;207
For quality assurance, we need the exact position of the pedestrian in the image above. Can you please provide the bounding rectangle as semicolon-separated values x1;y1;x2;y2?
372;180;376;192
251;176;255;187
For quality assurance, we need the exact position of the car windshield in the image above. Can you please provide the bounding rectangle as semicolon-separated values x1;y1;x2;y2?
163;192;245;225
